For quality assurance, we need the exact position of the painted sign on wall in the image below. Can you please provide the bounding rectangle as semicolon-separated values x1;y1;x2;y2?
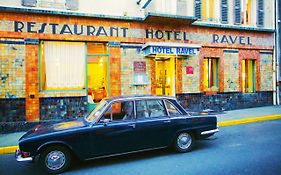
144;46;199;56
212;34;252;45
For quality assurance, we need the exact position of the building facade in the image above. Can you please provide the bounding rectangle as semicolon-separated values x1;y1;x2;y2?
0;0;277;132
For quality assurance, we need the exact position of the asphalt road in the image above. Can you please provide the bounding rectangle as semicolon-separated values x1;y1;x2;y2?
1;120;281;175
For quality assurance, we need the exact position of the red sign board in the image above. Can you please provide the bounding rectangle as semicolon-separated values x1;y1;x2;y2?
186;66;193;74
134;61;146;73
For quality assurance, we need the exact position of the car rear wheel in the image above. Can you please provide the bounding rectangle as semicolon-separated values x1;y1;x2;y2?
39;145;71;174
174;132;194;153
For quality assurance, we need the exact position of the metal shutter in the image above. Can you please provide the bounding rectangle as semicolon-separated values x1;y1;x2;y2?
22;0;37;7
234;0;241;24
195;0;202;20
257;0;264;26
221;0;228;23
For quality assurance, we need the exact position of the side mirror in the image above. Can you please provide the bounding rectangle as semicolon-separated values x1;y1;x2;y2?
103;118;111;126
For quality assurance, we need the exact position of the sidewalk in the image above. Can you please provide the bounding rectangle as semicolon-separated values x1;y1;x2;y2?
1;105;281;154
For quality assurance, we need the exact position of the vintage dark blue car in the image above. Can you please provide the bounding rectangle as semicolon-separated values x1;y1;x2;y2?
16;96;219;174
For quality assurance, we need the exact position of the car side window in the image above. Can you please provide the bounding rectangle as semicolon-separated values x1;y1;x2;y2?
99;101;134;122
164;100;182;116
136;99;167;119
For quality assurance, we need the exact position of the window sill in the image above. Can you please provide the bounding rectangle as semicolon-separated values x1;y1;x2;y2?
39;90;86;98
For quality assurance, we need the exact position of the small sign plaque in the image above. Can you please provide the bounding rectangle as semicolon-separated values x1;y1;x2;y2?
186;66;193;74
134;61;146;73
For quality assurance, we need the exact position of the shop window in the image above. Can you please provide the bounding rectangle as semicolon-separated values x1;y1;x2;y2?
87;43;109;103
203;58;219;91
242;59;256;93
40;41;86;91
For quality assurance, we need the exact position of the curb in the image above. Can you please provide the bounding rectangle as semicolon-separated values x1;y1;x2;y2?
1;114;281;155
218;114;281;127
0;146;18;155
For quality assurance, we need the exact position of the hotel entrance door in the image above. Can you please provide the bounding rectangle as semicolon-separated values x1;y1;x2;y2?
155;57;175;96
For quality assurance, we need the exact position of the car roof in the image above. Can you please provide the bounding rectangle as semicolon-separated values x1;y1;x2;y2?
103;95;177;102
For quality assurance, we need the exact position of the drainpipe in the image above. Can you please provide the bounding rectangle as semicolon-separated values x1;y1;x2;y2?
275;0;280;105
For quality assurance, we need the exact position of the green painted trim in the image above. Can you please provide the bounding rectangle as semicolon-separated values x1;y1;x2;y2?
216;58;219;88
41;89;86;92
253;60;256;92
87;54;109;56
38;42;41;92
108;48;111;96
208;59;210;88
85;43;89;97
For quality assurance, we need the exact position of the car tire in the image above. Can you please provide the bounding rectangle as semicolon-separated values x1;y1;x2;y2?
174;132;194;153
39;145;71;174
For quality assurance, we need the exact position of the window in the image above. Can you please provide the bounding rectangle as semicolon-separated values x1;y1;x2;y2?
40;41;86;90
221;0;228;23
241;0;251;25
136;100;167;119
256;0;264;26
234;0;252;25
242;59;256;93
22;0;78;10
165;100;181;116
203;58;219;91
87;43;109;103
100;101;134;122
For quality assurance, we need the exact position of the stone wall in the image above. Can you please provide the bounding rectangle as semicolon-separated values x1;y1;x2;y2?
177;91;273;112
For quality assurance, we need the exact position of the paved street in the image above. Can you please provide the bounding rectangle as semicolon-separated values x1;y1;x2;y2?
1;120;281;175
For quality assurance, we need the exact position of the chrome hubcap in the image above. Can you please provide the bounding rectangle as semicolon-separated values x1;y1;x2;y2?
45;150;65;171
177;133;192;150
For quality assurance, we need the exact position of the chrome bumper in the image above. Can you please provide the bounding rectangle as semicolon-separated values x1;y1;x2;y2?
201;128;219;135
15;148;33;162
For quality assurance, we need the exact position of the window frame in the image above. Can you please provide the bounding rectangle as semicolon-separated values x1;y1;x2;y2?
203;57;219;91
241;59;256;93
39;40;87;92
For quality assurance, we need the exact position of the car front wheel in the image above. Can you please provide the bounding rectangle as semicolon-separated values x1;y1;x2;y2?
39;145;71;174
174;132;194;153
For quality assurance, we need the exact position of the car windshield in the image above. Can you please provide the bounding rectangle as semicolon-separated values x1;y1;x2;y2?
85;100;108;123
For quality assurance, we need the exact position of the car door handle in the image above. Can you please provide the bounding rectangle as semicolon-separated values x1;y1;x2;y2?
128;124;136;128
163;120;171;123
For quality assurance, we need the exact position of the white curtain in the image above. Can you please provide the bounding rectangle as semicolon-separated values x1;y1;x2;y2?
44;41;85;89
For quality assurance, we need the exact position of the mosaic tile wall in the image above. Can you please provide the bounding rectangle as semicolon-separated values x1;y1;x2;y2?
0;99;25;122
223;52;239;92
182;55;200;93
40;97;87;121
177;91;273;112
260;53;273;91
0;42;25;98
120;47;151;95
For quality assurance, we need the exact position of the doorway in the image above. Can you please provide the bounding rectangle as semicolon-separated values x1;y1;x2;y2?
155;57;175;96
